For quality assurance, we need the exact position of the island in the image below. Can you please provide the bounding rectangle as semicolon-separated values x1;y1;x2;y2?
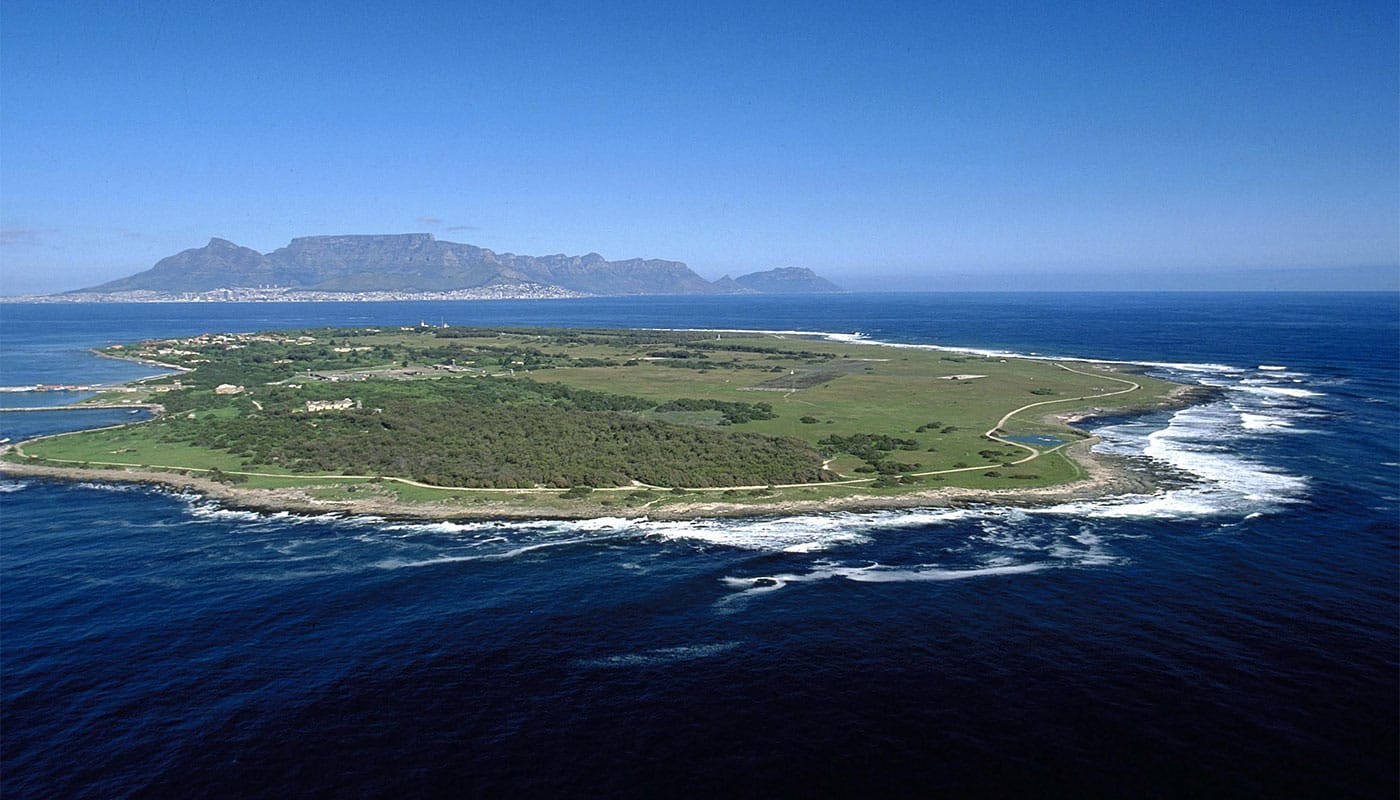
0;326;1202;519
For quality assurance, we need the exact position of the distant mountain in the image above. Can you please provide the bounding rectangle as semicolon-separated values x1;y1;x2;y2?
80;234;839;297
710;275;757;295
733;267;843;294
95;238;277;293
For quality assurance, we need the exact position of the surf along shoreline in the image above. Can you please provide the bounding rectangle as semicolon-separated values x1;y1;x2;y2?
0;329;1216;521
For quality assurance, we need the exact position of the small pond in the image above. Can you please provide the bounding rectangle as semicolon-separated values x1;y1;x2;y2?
1005;434;1067;447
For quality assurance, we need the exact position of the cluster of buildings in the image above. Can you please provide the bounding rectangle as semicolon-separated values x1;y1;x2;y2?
132;331;320;355
32;284;586;303
302;398;361;413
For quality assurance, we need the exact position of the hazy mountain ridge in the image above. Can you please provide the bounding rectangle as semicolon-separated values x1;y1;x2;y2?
82;234;842;296
733;267;843;294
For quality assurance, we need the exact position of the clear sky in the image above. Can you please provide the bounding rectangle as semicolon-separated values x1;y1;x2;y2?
2;0;1396;294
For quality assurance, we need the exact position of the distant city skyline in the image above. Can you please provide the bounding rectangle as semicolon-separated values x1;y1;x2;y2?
2;1;1396;295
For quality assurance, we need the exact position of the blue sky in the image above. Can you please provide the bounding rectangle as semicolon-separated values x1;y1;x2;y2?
1;0;1396;293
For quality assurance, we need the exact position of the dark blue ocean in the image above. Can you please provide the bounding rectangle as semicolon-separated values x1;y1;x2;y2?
2;293;1396;798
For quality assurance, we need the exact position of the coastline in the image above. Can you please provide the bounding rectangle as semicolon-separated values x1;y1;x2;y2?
0;436;1175;522
93;350;194;376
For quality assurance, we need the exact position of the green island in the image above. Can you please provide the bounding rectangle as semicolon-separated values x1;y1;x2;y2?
1;325;1202;519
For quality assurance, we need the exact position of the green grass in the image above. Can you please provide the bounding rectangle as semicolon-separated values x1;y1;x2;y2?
20;326;1185;505
19;425;259;473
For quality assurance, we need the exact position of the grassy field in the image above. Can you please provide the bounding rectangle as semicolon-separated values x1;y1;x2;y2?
8;326;1185;509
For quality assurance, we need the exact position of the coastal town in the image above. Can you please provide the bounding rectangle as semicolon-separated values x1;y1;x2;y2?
5;283;588;304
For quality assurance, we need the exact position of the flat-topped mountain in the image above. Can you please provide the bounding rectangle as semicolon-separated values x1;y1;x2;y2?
81;234;842;297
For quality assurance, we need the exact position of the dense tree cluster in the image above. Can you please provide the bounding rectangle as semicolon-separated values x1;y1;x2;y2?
652;399;776;424
818;432;923;473
817;433;920;461
156;374;823;489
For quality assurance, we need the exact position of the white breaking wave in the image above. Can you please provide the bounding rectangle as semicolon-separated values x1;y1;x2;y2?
376;514;874;562
1144;407;1305;502
635;507;1048;553
382;518;580;536
75;481;141;493
1239;413;1306;433
1042;348;1324;520
637;514;872;552
0;480;30;493
1235;385;1324;399
1043;393;1310;519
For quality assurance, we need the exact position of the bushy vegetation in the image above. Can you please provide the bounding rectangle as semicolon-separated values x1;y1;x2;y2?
652;398;775;424
155;375;823;489
817;432;924;474
818;432;919;461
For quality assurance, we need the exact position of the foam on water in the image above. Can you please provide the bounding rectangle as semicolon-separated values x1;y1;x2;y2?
380;516;637;538
575;641;742;668
0;480;30;493
381;519;555;536
1042;491;1235;520
1236;385;1324;399
187;504;275;523
719;561;1055;605
712;509;1126;608
637;514;872;552
74;481;142;493
371;553;497;570
372;530;647;569
1048;388;1311;519
635;508;1036;553
1239;412;1305;432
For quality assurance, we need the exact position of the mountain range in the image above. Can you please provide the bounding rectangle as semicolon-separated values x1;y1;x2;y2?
81;234;842;296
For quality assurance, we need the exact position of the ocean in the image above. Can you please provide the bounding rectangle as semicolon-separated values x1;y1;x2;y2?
1;293;1396;798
